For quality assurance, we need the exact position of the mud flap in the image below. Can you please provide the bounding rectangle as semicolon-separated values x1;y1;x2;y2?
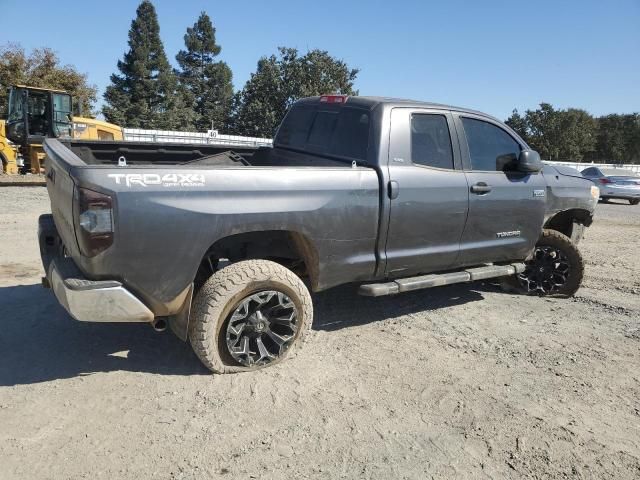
168;284;193;341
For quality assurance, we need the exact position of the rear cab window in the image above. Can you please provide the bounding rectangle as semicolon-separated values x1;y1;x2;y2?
275;104;370;161
410;114;454;169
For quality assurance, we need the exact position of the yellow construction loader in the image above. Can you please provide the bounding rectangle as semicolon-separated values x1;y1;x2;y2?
1;85;123;174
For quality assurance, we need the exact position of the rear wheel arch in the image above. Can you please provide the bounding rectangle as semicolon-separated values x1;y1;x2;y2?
194;230;320;291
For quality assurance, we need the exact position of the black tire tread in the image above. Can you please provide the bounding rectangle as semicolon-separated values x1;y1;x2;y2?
189;259;313;374
504;228;584;297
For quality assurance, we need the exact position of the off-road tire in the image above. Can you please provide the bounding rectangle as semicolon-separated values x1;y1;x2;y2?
189;260;313;373
630;199;639;205
502;229;584;297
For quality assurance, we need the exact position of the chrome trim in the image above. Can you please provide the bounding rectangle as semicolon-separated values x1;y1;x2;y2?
49;263;154;323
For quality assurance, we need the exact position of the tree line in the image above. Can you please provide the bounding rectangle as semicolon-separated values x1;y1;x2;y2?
506;104;640;163
1;0;638;163
102;0;357;137
0;44;96;117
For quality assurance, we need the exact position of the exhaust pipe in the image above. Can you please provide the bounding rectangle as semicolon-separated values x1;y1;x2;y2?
152;318;167;332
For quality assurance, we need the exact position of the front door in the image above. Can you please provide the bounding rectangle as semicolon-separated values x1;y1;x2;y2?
454;114;546;266
384;108;469;277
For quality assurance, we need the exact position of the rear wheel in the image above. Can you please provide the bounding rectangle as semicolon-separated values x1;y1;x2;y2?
189;260;313;373
630;199;639;205
503;229;584;297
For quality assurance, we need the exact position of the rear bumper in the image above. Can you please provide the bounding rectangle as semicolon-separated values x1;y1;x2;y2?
39;214;154;323
600;187;640;199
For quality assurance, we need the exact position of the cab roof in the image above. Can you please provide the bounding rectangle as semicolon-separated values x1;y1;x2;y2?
11;84;70;94
295;95;500;122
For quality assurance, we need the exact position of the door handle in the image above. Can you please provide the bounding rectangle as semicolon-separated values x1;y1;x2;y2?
470;182;491;194
388;180;399;199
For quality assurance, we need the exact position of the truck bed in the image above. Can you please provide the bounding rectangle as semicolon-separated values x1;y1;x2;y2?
64;140;349;168
43;137;382;315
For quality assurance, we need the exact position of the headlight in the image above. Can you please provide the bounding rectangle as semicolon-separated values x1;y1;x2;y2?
590;185;600;199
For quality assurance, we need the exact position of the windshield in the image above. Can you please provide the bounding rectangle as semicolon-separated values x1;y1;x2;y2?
52;93;72;137
275;105;370;161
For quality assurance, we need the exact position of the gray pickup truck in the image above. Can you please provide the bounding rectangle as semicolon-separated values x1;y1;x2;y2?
40;95;599;373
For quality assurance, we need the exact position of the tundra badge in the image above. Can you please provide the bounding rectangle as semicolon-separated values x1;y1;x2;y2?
496;230;521;238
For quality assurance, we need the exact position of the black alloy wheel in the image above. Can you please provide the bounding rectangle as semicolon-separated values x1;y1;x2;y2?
518;245;570;295
504;229;584;298
225;290;298;367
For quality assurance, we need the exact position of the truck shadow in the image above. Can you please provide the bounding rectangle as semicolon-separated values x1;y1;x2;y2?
0;283;210;386
0;281;490;386
312;283;486;331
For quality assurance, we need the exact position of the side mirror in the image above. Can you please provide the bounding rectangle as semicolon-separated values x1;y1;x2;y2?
517;149;543;173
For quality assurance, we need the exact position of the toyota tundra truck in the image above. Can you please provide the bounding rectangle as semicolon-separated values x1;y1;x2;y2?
39;95;599;373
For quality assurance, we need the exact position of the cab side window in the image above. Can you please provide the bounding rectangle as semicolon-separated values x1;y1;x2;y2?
410;114;454;169
461;117;521;171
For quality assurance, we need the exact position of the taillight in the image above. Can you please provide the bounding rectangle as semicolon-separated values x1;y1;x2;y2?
74;187;114;257
598;178;612;185
320;94;348;104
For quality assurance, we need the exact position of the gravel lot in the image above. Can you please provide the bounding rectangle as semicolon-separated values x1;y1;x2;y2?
0;186;638;479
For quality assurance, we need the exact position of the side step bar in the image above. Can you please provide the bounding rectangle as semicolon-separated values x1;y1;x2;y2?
358;263;525;297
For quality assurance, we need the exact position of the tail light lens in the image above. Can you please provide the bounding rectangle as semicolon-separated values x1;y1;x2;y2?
599;178;612;185
320;94;348;104
74;187;114;257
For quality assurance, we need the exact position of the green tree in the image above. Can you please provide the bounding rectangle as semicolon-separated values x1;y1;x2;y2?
228;55;283;137
0;43;97;117
594;114;640;163
505;109;529;144
506;103;596;161
231;47;359;137
103;0;191;129
556;108;596;161
176;12;233;131
524;103;562;160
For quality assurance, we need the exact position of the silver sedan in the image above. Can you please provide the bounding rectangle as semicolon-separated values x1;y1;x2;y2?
581;167;640;205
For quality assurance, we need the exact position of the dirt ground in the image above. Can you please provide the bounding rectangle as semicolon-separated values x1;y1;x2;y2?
0;186;638;480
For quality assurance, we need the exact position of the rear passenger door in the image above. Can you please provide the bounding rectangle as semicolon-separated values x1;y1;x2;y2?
384;108;469;277
454;114;547;266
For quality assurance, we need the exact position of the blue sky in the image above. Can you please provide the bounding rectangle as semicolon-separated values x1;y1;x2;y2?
2;0;639;121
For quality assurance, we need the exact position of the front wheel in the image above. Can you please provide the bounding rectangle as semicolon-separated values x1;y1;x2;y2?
630;199;639;205
189;260;313;373
503;229;584;297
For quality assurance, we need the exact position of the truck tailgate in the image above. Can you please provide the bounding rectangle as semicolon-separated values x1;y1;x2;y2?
43;138;83;257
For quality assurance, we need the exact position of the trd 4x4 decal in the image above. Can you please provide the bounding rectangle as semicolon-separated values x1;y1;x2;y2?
108;173;206;188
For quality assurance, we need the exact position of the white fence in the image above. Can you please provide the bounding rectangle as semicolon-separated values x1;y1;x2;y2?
122;128;273;148
543;160;640;175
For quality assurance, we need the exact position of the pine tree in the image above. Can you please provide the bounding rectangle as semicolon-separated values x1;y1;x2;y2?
229;56;283;137
103;0;187;129
176;12;233;131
